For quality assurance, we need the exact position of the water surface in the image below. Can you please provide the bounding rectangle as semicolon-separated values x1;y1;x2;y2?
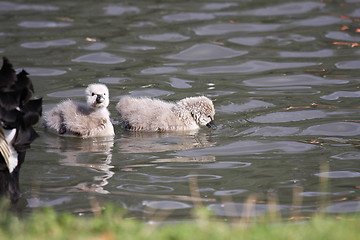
1;0;359;221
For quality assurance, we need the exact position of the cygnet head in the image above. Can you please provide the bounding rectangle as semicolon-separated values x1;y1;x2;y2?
178;96;217;130
85;83;109;109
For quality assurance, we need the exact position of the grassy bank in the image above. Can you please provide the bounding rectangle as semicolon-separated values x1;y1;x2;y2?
0;204;359;240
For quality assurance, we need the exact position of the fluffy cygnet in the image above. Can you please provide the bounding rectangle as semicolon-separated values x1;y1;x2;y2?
43;84;114;137
116;96;216;131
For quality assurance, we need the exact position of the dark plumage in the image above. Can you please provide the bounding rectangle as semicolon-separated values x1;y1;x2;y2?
0;57;42;203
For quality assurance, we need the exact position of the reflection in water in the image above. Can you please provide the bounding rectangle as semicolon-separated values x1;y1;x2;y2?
43;134;114;194
117;131;215;153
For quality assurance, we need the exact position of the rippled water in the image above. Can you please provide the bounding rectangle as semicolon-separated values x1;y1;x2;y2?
1;0;360;220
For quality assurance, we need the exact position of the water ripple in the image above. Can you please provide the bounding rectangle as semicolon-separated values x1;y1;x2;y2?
218;100;275;113
279;49;334;58
351;8;360;17
27;197;72;208
301;122;360;136
21;39;76;49
194;23;282;35
321;91;360;100
81;42;107;50
250;110;328;123
315;171;360;178
104;5;140;15
157;161;251;170
0;1;59;11
265;34;316;45
47;88;84;98
324;201;360;213
250;86;318;96
293;16;350;26
331;151;360;160
141;66;179;75
325;31;360;42
243;74;348;87
208;202;289;217
129;89;174;97
169;77;193;89
99;77;128;85
163;12;215;22
228;37;264;46
166;43;247;61
214;189;247;196
139;33;190;42
202;3;238;10
19;67;66;76
117;184;173;193
116;173;222;183
72;52;126;64
176;140;316;157
187;61;320;75
335;60;360;69
143;200;192;210
241;127;300;137
300;190;355;197
241;2;325;16
18;21;71;28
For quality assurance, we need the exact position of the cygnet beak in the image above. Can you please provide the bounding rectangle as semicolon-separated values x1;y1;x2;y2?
96;94;105;104
206;120;217;130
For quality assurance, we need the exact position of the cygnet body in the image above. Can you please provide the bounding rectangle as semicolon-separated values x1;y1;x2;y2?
116;96;216;131
43;84;114;137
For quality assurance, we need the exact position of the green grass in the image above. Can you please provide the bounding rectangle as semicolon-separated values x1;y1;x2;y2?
0;204;359;240
0;203;360;240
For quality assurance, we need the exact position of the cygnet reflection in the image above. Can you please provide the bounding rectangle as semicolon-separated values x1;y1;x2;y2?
117;131;216;153
43;134;114;194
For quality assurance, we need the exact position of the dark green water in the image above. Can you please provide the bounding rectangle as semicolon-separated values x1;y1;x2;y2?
1;0;359;220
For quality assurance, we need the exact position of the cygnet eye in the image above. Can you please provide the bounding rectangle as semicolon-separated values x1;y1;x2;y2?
92;93;95;96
